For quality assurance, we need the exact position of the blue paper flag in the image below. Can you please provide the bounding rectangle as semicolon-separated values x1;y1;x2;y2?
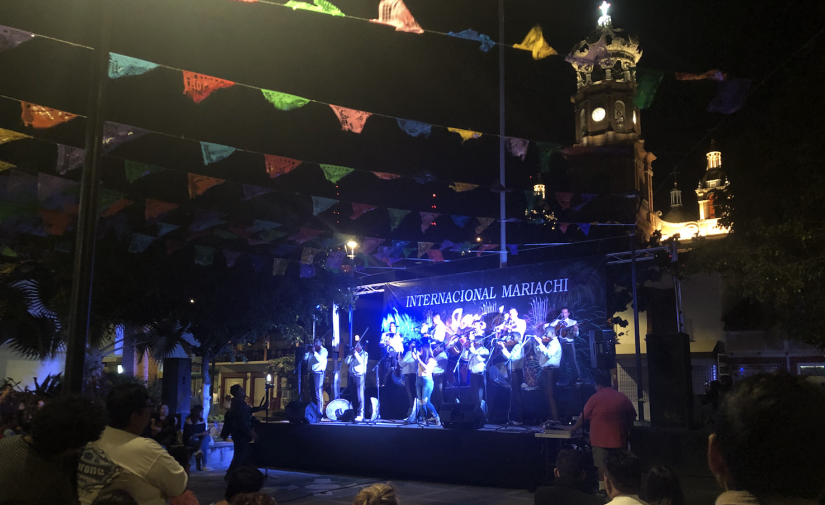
440;240;455;251
128;233;155;253
108;53;159;79
200;142;236;165
447;29;495;52
396;119;432;138
579;223;591;236
451;215;471;228
707;78;751;114
311;196;338;216
300;263;316;278
507;244;518;256
156;222;179;237
247;219;281;233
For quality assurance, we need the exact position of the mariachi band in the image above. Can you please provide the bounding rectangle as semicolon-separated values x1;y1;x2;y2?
378;307;578;426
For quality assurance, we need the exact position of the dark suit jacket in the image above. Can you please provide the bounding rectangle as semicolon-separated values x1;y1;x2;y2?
535;477;605;505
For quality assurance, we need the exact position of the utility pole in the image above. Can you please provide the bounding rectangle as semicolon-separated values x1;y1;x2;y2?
498;0;507;268
64;0;111;394
630;227;645;421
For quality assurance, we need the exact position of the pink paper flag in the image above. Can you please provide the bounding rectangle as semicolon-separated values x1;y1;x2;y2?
362;237;384;254
370;0;423;34
427;249;444;262
290;227;323;244
420;212;440;233
351;202;377;220
166;240;187;255
558;222;569;234
373;172;402;180
476;244;498;257
329;105;372;133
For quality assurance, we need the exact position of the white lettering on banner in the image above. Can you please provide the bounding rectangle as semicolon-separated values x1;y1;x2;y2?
403;280;569;307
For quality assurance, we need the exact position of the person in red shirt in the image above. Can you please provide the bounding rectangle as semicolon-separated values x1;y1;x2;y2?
568;373;637;492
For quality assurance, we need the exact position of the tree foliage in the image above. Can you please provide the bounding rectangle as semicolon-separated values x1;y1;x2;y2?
684;49;825;349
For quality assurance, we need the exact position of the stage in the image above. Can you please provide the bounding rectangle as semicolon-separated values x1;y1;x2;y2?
253;418;581;490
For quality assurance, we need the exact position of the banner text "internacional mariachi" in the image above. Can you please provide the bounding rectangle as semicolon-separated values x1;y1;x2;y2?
405;278;569;308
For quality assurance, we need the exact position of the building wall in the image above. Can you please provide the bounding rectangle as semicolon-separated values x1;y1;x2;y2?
0;344;65;389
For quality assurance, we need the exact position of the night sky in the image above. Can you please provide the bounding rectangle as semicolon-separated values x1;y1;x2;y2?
0;0;823;273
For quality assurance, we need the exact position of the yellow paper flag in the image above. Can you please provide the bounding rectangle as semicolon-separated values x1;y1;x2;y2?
0;161;15;172
513;25;557;60
449;182;479;192
448;127;482;143
0;128;30;146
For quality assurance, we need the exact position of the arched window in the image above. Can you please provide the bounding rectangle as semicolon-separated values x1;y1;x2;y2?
614;100;625;129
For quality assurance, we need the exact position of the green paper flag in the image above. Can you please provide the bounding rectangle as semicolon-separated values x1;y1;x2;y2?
261;89;310;111
284;0;344;16
387;208;410;230
536;142;561;173
319;164;354;184
98;188;125;212
213;229;240;240
258;229;287;242
194;245;215;266
311;196;338;215
1;246;18;258
633;68;665;109
125;160;165;183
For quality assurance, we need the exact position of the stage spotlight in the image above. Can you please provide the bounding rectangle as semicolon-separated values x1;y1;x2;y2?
346;241;358;259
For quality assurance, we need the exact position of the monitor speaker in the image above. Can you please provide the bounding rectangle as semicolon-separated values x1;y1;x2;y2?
647;332;693;429
588;329;616;369
438;403;486;429
285;401;321;424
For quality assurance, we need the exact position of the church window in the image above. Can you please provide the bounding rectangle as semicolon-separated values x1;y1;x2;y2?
615;101;625;129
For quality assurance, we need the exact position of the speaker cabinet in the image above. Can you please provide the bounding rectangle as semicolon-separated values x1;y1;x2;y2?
438;403;486;429
285;401;321;424
647;332;693;429
161;358;191;416
589;329;616;369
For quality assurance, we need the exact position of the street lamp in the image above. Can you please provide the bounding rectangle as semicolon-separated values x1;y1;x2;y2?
346;241;358;259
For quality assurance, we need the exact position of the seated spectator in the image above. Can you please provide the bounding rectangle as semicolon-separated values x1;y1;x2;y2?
77;383;188;505
229;493;277;505
184;405;211;471
168;446;199;505
92;489;140;505
709;373;825;504
534;449;603;505
152;404;178;448
644;465;685;505
352;483;398;505
0;394;106;505
214;467;266;505
604;450;647;505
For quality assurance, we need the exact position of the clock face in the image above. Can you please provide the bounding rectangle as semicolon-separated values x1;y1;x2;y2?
592;107;606;122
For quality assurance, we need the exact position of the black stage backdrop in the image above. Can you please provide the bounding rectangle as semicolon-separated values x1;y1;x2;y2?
382;257;606;384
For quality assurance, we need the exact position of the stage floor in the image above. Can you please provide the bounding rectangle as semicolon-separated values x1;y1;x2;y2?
253;419;578;490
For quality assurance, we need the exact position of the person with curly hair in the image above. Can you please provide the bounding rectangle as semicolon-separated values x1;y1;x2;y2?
77;383;188;505
352;483;399;505
229;493;277;505
0;394;107;505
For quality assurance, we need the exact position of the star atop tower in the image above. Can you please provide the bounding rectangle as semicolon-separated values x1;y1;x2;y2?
598;1;612;27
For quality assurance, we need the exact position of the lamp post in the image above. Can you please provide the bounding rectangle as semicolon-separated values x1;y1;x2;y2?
345;241;358;259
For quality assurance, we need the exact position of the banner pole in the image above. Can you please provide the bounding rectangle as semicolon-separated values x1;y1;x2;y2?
631;226;645;421
64;0;111;395
498;0;507;268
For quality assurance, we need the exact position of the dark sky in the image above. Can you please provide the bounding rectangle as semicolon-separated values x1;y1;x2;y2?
0;0;823;272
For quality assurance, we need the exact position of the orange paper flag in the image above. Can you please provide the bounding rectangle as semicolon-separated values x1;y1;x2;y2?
145;199;180;220
188;173;225;199
371;0;423;34
264;154;302;178
40;209;73;236
100;198;134;217
329;105;372;133
182;71;235;104
21;102;77;129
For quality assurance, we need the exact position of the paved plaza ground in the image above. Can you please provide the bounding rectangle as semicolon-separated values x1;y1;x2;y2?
188;467;720;505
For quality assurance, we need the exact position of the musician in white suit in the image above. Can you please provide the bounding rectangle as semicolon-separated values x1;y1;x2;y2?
546;308;581;385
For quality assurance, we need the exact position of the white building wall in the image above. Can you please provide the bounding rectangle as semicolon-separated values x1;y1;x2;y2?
0;343;65;389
